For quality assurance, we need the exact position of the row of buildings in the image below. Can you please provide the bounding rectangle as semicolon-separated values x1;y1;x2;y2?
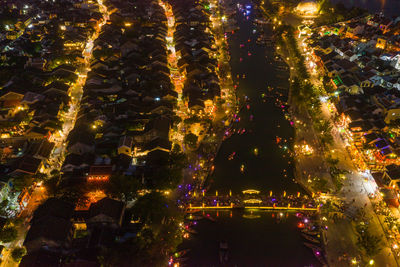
170;0;221;116
61;0;175;188
306;14;400;204
19;0;203;264
0;0;103;214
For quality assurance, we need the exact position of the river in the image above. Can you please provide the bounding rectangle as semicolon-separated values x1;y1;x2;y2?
180;1;320;266
330;0;400;17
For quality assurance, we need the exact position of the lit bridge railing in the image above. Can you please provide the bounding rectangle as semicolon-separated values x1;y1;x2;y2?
187;203;318;211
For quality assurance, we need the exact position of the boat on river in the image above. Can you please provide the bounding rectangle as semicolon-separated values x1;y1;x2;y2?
302;229;320;236
219;241;229;264
302;233;320;244
304;243;327;266
185;214;203;221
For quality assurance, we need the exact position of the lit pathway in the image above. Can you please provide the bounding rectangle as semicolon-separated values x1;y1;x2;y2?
159;0;187;147
46;0;110;174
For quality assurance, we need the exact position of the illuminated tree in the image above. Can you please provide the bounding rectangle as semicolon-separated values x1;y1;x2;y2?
11;247;26;262
184;133;198;148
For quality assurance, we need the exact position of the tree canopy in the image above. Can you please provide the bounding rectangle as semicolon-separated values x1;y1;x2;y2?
0;225;18;243
105;174;140;202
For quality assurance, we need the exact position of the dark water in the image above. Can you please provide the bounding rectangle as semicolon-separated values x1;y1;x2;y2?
331;0;400;17
181;2;320;266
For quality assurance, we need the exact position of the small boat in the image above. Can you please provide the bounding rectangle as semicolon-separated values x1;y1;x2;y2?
302;233;320;244
186;228;198;234
228;152;236;160
311;248;327;266
219;241;229;263
185;214;203;221
205;214;216;222
253;148;258;156
186;209;201;214
303;242;321;250
302;229;320;236
240;164;245;173
176;249;190;258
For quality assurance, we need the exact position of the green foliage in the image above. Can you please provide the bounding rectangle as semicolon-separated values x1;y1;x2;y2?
44;173;60;197
99;192;183;266
355;223;382;257
184;133;198;148
105;174;140;202
326;156;339;166
0;225;18;243
312;177;329;192
317;1;367;25
11;247;26;262
132;192;174;226
183;115;200;125
57;184;90;207
172;115;182;125
384;216;399;231
93;47;115;60
146;148;186;190
329;167;345;192
12;175;34;191
0;200;10;217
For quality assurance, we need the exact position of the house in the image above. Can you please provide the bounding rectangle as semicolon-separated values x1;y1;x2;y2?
11;155;43;175
118;135;134;156
0;91;24;108
87;197;125;228
62;153;94;174
24;198;75;253
26;139;55;160
87;165;112;181
67;126;95;155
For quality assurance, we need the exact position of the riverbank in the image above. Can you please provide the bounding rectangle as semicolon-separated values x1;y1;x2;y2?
269;9;400;266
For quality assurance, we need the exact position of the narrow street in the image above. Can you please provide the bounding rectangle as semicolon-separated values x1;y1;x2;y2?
46;0;110;175
159;0;187;147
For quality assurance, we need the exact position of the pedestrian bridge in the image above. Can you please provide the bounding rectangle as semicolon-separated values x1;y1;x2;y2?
187;204;318;211
185;189;319;212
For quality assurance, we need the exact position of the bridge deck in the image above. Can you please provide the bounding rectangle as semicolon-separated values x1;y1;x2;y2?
187;206;318;211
